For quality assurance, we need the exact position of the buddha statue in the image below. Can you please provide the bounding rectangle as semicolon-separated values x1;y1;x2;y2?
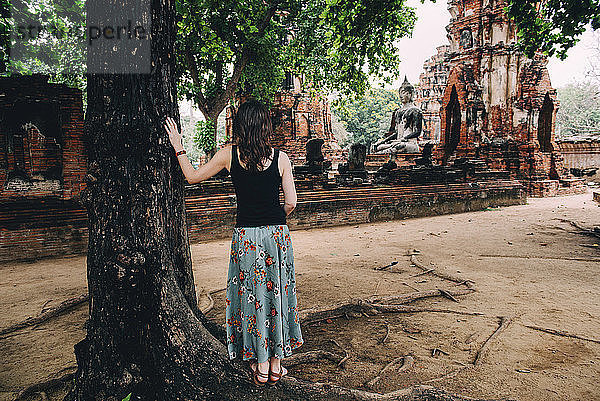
372;77;423;154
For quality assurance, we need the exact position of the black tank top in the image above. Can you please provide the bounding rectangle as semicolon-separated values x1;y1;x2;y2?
230;145;286;227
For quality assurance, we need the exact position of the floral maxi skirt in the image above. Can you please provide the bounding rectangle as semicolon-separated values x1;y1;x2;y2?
225;225;303;363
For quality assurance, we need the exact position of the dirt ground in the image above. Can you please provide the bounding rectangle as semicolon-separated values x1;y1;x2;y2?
1;191;599;401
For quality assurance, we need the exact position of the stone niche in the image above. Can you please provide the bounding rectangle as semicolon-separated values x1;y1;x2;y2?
3;101;62;189
460;28;473;49
0;75;86;200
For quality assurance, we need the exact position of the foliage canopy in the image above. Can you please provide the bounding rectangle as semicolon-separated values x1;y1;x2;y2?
505;0;600;60
175;0;420;124
556;82;600;137
0;0;85;92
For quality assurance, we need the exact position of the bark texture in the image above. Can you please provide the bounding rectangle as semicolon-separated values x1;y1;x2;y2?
66;0;515;400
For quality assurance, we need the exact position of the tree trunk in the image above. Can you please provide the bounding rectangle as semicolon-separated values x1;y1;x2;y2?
65;0;514;400
66;0;235;399
207;114;219;158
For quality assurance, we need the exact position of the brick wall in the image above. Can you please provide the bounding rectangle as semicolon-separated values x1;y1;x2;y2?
415;45;450;143
0;178;525;263
0;75;86;201
270;91;342;166
556;139;600;169
0;198;88;263
185;179;525;242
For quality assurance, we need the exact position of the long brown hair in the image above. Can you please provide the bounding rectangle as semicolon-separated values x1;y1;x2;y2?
232;99;273;172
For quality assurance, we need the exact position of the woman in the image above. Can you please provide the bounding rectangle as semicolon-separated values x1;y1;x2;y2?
164;99;303;386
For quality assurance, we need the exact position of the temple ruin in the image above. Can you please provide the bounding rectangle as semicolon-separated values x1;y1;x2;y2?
418;0;586;196
0;75;88;262
225;73;343;167
3;1;597;262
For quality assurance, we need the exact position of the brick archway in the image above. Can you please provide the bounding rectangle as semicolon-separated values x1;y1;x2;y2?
438;63;474;164
537;92;554;152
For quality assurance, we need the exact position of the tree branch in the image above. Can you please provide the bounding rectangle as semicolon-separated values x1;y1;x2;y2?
183;46;210;118
211;1;281;115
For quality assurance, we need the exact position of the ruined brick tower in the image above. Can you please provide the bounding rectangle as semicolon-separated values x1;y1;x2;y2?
415;45;451;143
436;0;581;195
272;74;341;166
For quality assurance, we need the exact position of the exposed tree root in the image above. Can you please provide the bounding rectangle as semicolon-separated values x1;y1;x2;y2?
379;322;390;344
374;304;484;316
13;365;77;400
2;286;473;339
431;348;449;357
331;339;351;368
397;355;415;373
300;288;478;325
278;378;515;401
338;351;351;368
408;251;475;289
15;368;513;401
367;288;475;305
40;299;53;314
423;367;468;384
0;286;223;338
299;299;377;325
0;294;89;337
474;316;513;366
423;316;514;383
479;254;600;263
411;268;436;278
558;219;600;238
375;261;399;271
8;292;509;401
438;289;459;303
418;315;513;383
198;289;215;315
7;262;509;400
365;355;414;388
16;375;516;401
283;350;345;367
523;324;600;344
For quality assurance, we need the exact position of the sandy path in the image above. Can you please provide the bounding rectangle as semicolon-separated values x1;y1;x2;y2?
1;192;599;401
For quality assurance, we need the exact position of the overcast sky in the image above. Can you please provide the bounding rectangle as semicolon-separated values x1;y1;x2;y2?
380;0;597;91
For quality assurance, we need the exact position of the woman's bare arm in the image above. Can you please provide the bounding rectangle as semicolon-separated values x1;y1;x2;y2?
279;151;297;216
164;117;229;184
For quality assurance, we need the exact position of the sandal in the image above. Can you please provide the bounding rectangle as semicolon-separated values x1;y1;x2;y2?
268;365;287;385
249;361;269;387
